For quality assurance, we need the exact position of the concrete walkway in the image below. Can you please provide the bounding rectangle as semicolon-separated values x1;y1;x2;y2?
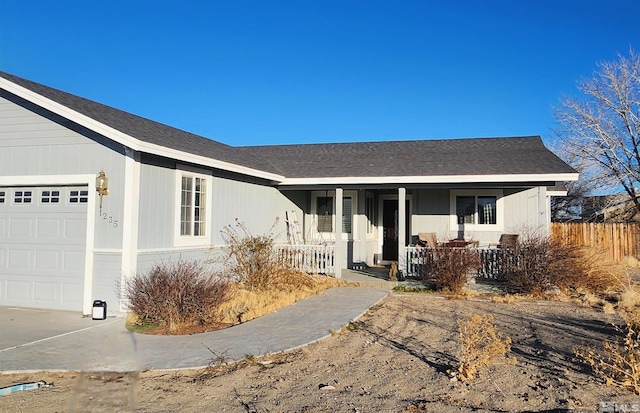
0;283;388;373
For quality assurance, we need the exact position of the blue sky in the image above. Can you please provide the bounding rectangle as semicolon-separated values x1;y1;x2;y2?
0;1;638;146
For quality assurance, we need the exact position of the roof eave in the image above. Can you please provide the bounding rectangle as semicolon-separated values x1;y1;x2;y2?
0;77;285;182
278;173;580;186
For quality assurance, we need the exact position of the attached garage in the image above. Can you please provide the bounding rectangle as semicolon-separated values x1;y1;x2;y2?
0;185;89;311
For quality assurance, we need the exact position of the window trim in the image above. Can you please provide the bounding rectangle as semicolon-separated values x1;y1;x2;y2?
449;189;503;232
174;167;212;247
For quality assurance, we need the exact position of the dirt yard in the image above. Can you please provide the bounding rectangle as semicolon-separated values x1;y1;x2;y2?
0;292;635;412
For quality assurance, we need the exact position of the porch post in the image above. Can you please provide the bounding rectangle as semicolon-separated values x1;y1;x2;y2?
334;187;343;278
397;187;406;277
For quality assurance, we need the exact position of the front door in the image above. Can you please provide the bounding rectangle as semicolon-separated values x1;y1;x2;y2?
382;199;409;261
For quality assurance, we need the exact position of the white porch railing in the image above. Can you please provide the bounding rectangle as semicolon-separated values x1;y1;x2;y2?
405;246;510;280
275;244;336;275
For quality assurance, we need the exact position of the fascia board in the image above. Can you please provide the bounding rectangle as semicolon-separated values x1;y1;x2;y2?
0;78;285;183
278;173;580;186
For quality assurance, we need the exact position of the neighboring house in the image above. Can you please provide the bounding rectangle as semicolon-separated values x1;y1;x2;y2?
0;71;578;315
582;195;640;223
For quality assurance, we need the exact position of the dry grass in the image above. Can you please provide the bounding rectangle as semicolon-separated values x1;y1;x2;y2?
574;260;640;394
453;313;515;382
219;274;345;324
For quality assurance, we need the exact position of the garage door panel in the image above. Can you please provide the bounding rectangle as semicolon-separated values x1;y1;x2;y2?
36;218;61;238
8;249;32;269
8;218;33;237
61;283;83;303
6;280;30;300
64;218;86;243
0;185;87;311
63;250;85;271
34;281;58;301
35;250;61;271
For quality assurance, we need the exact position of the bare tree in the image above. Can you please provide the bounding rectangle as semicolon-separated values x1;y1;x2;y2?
555;50;640;220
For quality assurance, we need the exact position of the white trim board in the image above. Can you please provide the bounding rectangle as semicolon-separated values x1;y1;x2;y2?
279;173;579;186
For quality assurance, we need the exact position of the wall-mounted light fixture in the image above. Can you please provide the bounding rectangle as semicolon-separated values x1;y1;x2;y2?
96;170;109;213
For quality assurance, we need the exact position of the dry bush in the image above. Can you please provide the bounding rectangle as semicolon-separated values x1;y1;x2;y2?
120;259;230;334
574;269;640;394
424;247;482;294
575;307;640;394
220;219;314;291
455;313;514;382
504;231;626;297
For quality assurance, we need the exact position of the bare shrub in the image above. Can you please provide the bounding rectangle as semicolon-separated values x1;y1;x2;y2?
574;268;640;393
455;313;514;382
575;307;640;394
220;219;313;291
120;259;230;334
504;231;625;297
425;247;481;294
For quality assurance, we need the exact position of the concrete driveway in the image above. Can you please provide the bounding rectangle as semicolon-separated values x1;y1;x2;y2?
0;306;117;351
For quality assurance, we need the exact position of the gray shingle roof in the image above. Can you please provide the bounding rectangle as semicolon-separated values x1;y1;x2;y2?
240;137;576;178
0;71;575;182
0;71;283;176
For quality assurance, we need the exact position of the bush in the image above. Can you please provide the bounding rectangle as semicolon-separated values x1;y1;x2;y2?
575;305;640;394
220;219;314;291
503;232;622;296
423;247;481;294
455;313;514;382
120;259;230;334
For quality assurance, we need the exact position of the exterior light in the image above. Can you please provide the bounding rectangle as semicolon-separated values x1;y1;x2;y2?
96;170;109;213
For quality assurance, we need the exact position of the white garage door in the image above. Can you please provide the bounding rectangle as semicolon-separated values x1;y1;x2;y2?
0;186;88;310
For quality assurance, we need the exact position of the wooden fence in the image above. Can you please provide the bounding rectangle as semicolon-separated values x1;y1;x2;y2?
551;222;640;261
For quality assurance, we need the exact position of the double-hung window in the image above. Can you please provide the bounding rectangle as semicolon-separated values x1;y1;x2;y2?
175;169;211;246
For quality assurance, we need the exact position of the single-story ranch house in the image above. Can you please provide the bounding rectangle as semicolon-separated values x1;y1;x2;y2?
0;71;578;315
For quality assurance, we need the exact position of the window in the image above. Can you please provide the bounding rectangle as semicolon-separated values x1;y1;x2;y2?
41;190;61;204
315;195;352;234
14;190;32;204
69;190;88;203
0;190;5;204
456;195;497;225
180;175;207;237
316;196;333;232
450;190;502;230
365;194;376;234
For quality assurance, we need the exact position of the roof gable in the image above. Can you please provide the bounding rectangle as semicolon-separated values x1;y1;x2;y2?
0;71;284;180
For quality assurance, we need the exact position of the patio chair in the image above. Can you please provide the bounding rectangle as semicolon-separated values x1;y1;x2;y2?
497;234;519;249
417;232;439;248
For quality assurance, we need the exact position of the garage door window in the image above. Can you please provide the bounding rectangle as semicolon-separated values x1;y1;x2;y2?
0;191;5;203
41;190;61;204
69;190;88;203
14;190;32;204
